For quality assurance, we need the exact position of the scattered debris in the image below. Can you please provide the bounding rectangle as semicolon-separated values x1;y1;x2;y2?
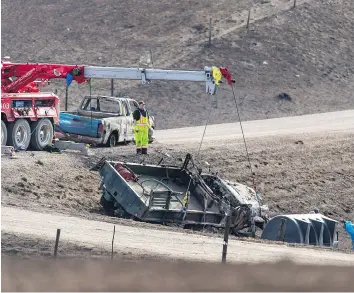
1;146;15;157
277;92;292;101
53;140;89;155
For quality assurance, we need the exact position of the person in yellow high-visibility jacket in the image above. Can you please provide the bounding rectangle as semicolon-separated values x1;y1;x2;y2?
133;101;151;155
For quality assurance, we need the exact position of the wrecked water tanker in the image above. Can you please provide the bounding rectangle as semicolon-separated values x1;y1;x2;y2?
96;153;269;236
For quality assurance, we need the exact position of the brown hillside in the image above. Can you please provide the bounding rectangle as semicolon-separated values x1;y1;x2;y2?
1;0;354;129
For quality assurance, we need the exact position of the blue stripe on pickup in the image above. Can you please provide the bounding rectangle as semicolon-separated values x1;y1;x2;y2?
58;112;102;138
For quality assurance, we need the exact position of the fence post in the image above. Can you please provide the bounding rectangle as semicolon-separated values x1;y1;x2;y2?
54;228;61;258
246;9;251;29
111;225;116;259
110;79;114;96
208;18;212;45
222;214;231;263
276;218;287;242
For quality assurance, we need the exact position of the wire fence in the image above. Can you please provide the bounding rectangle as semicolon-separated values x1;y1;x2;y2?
3;212;352;264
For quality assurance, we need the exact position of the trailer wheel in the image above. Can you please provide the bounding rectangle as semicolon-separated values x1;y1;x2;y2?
100;196;115;216
30;118;54;151
1;120;7;146
7;119;31;150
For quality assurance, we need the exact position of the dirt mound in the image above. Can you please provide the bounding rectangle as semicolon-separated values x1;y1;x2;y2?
1;152;100;214
2;0;354;129
2;255;354;291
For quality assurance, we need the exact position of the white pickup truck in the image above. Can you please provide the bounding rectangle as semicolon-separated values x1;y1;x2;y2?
55;95;155;147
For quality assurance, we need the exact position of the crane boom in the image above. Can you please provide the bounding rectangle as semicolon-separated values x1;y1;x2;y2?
84;66;218;94
2;58;235;95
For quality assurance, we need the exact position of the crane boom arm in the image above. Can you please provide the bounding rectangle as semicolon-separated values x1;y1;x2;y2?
1;58;235;95
84;66;218;94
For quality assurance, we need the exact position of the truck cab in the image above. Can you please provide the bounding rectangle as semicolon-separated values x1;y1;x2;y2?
55;95;155;147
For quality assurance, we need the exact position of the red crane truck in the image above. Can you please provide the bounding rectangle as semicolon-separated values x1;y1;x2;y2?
1;56;233;151
1;57;88;150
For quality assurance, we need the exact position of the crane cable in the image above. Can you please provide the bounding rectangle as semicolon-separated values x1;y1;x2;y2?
182;83;258;222
180;70;260;224
229;84;257;193
181;96;214;222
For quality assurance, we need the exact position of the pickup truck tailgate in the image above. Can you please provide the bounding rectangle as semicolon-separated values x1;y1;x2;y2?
58;112;102;137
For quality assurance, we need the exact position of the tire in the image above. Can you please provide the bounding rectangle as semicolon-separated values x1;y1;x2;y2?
100;196;115;216
30;118;54;151
1;120;7;146
7;119;31;150
148;128;154;143
106;132;117;147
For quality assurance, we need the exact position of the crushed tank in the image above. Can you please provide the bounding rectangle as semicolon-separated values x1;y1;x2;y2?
261;213;339;248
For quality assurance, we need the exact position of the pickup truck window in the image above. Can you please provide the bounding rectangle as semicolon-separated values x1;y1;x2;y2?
122;101;128;115
81;97;98;111
129;100;138;113
99;99;121;114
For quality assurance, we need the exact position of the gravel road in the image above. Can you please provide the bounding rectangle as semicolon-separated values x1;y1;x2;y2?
154;110;354;144
2;207;354;266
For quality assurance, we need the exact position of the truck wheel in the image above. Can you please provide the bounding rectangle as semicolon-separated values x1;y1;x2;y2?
1;120;7;146
106;132;117;147
148;128;154;143
7;119;31;150
30;118;54;151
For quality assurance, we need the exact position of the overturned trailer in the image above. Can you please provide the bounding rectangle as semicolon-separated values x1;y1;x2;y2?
97;154;269;236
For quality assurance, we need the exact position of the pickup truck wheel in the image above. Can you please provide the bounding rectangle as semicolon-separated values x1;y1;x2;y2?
7;119;31;150
148;128;154;143
30;118;54;151
1;120;7;146
106;132;117;147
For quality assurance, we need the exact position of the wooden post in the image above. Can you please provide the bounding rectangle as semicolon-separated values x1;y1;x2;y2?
111;79;114;96
149;49;154;67
276;218;287;242
293;0;297;8
65;86;68;111
222;215;230;263
111;225;116;259
54;228;61;258
246;9;251;29
208;18;212;45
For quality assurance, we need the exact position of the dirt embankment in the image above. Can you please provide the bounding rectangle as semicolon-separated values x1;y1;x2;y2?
1;131;353;249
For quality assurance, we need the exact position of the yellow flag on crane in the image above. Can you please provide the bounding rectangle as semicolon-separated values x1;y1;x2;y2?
212;66;222;86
